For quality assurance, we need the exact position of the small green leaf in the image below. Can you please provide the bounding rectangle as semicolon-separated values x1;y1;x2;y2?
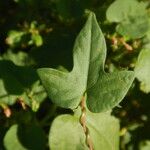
49;112;119;150
38;13;134;113
31;34;43;47
6;30;25;47
135;49;150;93
3;124;46;150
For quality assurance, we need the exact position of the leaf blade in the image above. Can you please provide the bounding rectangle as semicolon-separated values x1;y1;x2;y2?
38;13;134;112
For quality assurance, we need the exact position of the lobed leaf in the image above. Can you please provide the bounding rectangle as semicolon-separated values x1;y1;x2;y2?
38;13;134;113
0;60;47;110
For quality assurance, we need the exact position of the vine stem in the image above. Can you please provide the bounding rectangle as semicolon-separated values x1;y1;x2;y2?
80;95;94;150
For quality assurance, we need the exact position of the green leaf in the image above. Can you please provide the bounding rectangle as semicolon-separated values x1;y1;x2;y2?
6;30;25;47
49;112;119;150
106;0;149;39
135;49;150;93
0;60;47;110
3;124;46;150
31;34;43;47
106;0;146;23
87;112;119;150
38;13;134;113
49;115;88;150
116;15;149;39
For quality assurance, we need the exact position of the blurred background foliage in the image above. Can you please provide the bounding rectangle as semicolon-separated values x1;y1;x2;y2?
0;0;150;150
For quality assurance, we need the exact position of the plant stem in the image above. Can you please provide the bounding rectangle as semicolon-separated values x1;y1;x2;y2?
80;95;94;150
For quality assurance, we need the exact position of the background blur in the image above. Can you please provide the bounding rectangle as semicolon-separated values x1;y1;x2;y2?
0;0;150;150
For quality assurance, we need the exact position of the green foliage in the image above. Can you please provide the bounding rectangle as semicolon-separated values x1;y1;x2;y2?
106;0;149;39
0;60;46;110
6;30;25;47
6;21;43;48
0;0;150;149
